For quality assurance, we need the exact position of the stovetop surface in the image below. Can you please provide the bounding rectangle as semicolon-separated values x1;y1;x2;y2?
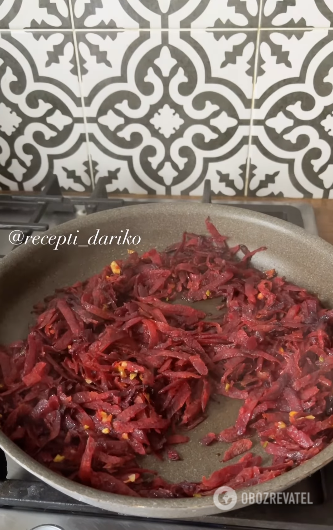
0;177;326;530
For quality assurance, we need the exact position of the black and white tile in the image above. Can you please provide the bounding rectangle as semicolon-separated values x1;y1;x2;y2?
72;1;261;30
0;0;71;29
80;29;253;195
0;31;90;191
0;0;333;197
72;0;140;29
251;29;333;198
261;0;333;28
190;0;261;29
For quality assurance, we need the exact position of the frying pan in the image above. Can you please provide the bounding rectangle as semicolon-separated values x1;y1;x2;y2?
1;202;333;519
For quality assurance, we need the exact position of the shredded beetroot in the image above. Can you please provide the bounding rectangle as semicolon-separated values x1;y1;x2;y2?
222;439;253;462
1;218;333;498
201;432;217;446
167;449;182;461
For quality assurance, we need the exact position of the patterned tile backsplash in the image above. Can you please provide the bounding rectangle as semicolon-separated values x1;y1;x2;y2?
0;0;333;197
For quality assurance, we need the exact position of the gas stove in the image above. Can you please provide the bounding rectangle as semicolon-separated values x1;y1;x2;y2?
0;177;329;530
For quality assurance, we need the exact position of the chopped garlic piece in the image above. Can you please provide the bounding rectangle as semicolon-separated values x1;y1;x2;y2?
111;261;121;275
53;454;65;463
124;474;136;483
100;411;112;423
276;421;286;429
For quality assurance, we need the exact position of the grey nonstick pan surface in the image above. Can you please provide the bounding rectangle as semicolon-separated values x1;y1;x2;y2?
1;202;333;519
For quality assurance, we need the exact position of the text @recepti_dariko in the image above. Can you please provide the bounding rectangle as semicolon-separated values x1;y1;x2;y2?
9;229;141;250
